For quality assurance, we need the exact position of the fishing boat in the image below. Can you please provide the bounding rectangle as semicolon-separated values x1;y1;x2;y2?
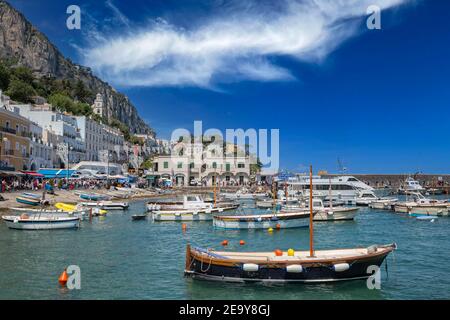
355;190;379;206
213;211;311;229
398;177;425;194
2;214;80;230
394;192;448;216
11;207;86;219
185;165;397;283
79;201;129;210
369;198;398;210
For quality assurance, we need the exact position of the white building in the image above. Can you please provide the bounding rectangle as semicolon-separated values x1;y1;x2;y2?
11;104;86;165
91;93;107;118
28;122;53;170
0;90;10;108
101;123;125;161
149;142;252;186
74;116;104;161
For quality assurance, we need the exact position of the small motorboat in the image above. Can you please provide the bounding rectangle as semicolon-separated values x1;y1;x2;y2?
2;214;81;230
80;201;129;210
55;203;107;216
152;205;238;221
213;211;311;229
11;207;86;219
369;198;398;210
394;192;449;216
132;214;147;221
281;199;359;222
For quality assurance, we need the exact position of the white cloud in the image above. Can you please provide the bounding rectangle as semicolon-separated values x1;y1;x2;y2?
81;0;410;88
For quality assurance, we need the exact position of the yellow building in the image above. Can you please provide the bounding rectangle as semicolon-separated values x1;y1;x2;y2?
0;107;31;171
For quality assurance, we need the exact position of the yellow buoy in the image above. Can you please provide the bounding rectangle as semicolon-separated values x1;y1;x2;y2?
288;248;295;256
268;227;273;233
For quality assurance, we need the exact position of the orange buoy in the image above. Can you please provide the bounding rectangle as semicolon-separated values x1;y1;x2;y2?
274;249;283;256
239;240;245;246
221;240;229;246
58;269;68;286
182;223;187;231
276;223;281;230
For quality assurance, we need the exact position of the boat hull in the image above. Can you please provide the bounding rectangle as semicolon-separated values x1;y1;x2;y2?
313;208;359;221
16;196;40;206
152;212;212;221
394;204;448;216
2;217;80;230
185;244;396;283
213;212;310;229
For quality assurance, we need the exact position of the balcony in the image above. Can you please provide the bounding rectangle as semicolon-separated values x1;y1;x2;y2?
1;127;16;134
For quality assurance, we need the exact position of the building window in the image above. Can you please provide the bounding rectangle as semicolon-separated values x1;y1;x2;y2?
163;161;168;169
177;162;182;169
238;163;245;168
190;162;194;169
16;142;19;150
226;163;231;171
212;162;217;169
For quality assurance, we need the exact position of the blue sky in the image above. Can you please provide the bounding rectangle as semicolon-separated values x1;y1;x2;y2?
8;0;450;173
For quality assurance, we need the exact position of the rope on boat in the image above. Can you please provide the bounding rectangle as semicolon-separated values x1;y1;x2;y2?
200;255;213;273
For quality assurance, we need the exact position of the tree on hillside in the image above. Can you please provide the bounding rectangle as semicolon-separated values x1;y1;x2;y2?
11;66;34;84
0;63;11;91
6;79;36;103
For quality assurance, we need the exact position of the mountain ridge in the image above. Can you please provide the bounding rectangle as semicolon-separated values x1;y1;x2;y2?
0;0;153;135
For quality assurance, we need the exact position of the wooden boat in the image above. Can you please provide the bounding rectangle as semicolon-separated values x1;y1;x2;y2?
394;192;448;216
16;195;41;206
76;192;110;201
186;165;397;283
185;243;396;283
11;207;86;219
2;214;80;230
79;201;129;210
213;211;310;229
369;198;398;210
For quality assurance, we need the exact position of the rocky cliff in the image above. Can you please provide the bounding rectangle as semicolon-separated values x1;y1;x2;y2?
0;0;153;134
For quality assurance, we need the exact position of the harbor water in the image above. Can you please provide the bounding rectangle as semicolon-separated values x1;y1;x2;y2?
0;198;449;300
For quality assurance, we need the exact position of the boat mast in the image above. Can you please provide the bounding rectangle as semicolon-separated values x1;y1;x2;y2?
309;165;315;257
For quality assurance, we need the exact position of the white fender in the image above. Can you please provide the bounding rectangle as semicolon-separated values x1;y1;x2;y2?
243;263;259;272
333;263;350;272
286;265;303;273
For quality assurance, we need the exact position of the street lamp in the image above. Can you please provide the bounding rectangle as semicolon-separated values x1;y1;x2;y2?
67;143;73;181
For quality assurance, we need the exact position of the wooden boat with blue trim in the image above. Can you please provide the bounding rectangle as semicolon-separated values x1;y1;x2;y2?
16;195;41;206
185;165;397;284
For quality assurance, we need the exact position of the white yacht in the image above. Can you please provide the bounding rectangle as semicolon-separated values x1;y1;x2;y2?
285;175;375;205
398;177;425;194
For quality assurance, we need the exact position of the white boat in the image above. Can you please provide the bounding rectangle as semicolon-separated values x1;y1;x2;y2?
394;192;449;216
2;214;81;230
10;207;87;219
147;195;212;212
213;211;311;229
285;175;375;205
398;177;425;194
369;198;398;210
255;197;298;208
79;201;129;210
152;205;237;221
281;199;359;221
355;190;379;206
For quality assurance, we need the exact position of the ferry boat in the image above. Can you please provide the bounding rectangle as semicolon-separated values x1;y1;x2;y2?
185;165;397;283
2;214;81;230
285;175;375;205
